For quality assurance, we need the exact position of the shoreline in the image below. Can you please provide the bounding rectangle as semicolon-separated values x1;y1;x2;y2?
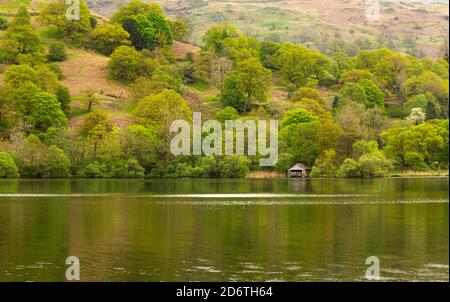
0;175;448;180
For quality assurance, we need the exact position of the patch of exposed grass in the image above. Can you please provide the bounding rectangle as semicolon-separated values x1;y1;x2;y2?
188;81;210;93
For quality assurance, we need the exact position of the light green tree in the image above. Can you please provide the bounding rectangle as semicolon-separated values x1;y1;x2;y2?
0;152;19;178
89;23;130;55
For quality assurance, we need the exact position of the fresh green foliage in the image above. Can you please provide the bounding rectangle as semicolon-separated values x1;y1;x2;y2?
0;16;8;30
221;57;271;113
89;23;130;55
39;0;91;41
280;108;318;128
47;43;67;62
169;19;190;42
108;45;152;81
0;152;19;178
0;3;448;178
112;1;172;50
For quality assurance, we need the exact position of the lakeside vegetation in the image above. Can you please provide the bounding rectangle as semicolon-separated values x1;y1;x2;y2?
0;0;448;178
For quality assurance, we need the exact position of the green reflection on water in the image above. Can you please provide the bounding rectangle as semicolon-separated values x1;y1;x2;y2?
0;178;448;281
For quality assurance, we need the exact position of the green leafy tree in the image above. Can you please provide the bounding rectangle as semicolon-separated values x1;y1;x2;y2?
0;152;19;178
16;134;46;177
280;119;321;166
359;79;385;109
79;111;112;137
337;82;367;108
214;106;240;123
403;70;449;114
358;153;393;177
280;108;318;128
121;125;159;171
2;7;39;57
259;40;282;69
89;23;131;55
274;153;295;174
35;65;59;93
47;43;67;62
336;158;361;178
150;68;184;95
7;81;41;117
81;88;99;112
10;6;31;26
28;92;67;133
310;149;338;177
134;89;192;158
352;140;379;159
39;0;91;40
130;76;168;101
113;2;172;50
276;43;330;88
221;58;271;113
42;145;71;177
109;46;151;81
112;0;157;24
217;156;251;178
3;64;38;88
223;34;261;61
296;98;331;120
3;23;41;56
404;93;441;119
353;48;397;93
317;119;343;151
291;87;322;103
169;19;190;41
380;121;448;169
203;23;238;55
55;84;71;113
0;85;15;129
338;69;375;85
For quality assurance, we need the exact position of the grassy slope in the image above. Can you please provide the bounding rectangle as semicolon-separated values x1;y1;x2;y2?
51;38;204;130
0;0;207;131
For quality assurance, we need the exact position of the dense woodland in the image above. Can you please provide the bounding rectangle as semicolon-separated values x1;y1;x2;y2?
0;0;448;178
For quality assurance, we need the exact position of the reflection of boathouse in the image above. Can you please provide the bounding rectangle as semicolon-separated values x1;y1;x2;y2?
288;163;311;178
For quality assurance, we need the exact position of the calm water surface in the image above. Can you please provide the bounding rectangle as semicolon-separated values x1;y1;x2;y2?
0;178;448;281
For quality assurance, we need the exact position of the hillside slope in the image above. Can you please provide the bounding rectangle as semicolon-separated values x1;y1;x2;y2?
85;0;449;56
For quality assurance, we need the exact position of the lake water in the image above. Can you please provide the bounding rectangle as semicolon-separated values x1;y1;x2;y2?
0;178;448;282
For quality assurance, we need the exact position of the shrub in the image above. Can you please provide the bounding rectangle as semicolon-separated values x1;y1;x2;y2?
108;159;145;177
89;23;130;55
42;146;71;177
47;44;67;62
215;106;239;123
336;158;361;178
386;104;405;118
291;87;322;103
109;46;150;82
89;16;97;28
358;153;393;177
79;161;106;178
310;149;337;177
404;152;429;171
218;156;250;178
274;153;294;173
0;152;19;178
47;62;65;79
55;84;71;113
0;16;8;30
